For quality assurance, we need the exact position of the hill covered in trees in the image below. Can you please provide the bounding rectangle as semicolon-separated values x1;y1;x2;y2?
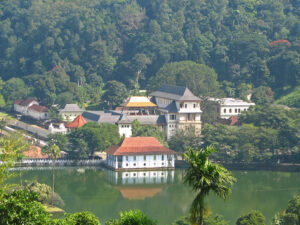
1;0;300;108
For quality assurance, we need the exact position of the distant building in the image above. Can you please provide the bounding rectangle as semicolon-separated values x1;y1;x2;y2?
213;98;255;119
59;104;85;122
14;98;49;120
65;115;87;129
105;137;176;170
119;96;157;114
48;123;68;134
149;84;202;139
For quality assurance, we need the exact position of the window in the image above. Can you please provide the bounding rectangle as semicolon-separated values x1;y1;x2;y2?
144;155;146;161
133;163;136;166
126;163;128;167
235;108;237;113
162;163;164;166
224;109;226;113
133;173;136;176
126;156;128;161
238;108;241;113
229;109;232;113
185;104;187;108
144;163;146;166
134;156;136;161
180;103;183;108
169;114;176;120
244;108;246;111
162;155;164;160
154;155;156;160
193;104;196;108
144;173;146;176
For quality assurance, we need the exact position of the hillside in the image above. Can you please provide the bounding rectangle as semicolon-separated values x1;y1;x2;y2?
0;0;300;109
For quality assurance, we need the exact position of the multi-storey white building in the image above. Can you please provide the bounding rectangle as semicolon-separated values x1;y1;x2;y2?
59;104;85;122
217;98;255;119
149;85;202;139
106;137;176;170
14;98;49;120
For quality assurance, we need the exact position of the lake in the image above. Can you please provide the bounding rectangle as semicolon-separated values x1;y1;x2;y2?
10;168;300;224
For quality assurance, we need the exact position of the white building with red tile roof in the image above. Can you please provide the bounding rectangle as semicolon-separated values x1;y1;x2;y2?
14;98;49;120
105;137;176;170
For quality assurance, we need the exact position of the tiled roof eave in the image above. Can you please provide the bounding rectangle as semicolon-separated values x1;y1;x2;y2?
110;151;176;156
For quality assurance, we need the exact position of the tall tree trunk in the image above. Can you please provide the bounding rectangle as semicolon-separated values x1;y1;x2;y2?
52;160;55;206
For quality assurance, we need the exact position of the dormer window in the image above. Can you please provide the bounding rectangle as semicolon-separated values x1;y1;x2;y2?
169;114;176;120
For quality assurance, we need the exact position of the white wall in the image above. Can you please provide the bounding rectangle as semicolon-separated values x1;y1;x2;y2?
118;124;132;137
220;106;250;119
107;154;175;169
61;112;82;122
155;97;172;108
178;102;201;113
27;109;49;120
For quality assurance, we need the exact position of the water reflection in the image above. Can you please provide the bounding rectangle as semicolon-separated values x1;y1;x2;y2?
107;170;175;200
107;170;175;185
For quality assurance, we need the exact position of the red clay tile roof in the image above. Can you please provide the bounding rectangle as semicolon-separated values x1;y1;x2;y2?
106;137;176;156
18;98;38;107
65;115;87;128
14;99;23;105
229;116;239;126
28;104;48;113
23;146;48;159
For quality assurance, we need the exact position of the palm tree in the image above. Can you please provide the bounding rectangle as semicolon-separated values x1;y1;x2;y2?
183;146;236;225
45;144;61;205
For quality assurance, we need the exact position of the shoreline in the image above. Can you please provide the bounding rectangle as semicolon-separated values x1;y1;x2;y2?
176;160;300;172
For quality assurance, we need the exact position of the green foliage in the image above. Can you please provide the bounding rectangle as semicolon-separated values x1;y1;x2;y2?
236;210;266;225
173;215;229;225
168;128;202;153
203;105;300;163
273;195;300;225
2;78;28;106
183;146;236;225
59;211;101;225
106;209;157;225
131;119;166;146
275;87;300;108
68;122;121;158
23;181;64;207
0;190;51;225
252;86;274;105
148;61;223;97
102;81;128;109
0;133;28;197
47;133;69;152
201;100;220;124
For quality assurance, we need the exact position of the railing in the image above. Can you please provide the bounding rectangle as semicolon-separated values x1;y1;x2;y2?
16;159;104;167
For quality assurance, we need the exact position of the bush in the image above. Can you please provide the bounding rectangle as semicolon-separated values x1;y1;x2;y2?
106;210;157;225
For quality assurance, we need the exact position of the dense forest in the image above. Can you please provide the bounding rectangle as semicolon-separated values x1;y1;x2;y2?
1;0;300;109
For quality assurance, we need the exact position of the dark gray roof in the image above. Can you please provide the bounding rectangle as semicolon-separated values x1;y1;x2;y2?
60;104;84;112
149;84;201;101
118;115;166;125
82;110;122;124
161;101;178;113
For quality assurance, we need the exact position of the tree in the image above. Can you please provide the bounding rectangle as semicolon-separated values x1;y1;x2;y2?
2;78;28;106
102;81;128;109
273;195;300;225
147;61;223;97
60;211;101;225
106;209;157;225
236;210;265;225
131;119;166;145
0;133;28;198
183;146;236;225
0;118;7;135
168;128;202;153
47;133;69;152
68;122;121;159
43;144;61;205
23;181;64;207
0;190;51;225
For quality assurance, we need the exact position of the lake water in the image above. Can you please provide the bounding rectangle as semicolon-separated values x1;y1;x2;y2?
10;168;300;224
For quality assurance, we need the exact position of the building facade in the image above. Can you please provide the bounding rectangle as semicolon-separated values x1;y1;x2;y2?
106;137;176;170
14;98;49;120
59;104;85;122
217;98;255;119
149;85;202;139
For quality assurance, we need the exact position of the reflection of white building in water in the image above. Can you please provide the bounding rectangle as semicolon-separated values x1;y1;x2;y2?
105;137;176;170
107;169;175;185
